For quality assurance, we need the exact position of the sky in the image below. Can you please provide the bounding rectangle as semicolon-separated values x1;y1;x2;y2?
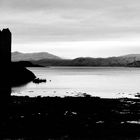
0;0;140;58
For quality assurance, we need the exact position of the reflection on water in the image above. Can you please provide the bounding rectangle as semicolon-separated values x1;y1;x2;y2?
12;67;140;98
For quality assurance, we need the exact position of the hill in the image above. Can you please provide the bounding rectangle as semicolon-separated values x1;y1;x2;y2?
12;51;61;61
127;61;140;67
12;52;140;67
120;54;140;59
30;54;140;67
11;62;36;87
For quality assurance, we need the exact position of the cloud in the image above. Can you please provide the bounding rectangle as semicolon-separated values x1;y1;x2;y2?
1;0;140;57
1;7;140;43
1;0;140;11
0;0;118;11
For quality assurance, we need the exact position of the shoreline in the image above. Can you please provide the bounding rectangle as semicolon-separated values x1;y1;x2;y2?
1;96;140;139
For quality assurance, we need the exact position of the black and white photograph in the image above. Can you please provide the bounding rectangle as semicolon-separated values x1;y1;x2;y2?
0;0;140;139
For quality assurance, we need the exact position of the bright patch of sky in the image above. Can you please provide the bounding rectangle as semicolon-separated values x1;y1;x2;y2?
0;0;140;58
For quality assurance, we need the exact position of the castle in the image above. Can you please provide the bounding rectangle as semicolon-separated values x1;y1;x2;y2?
0;28;11;99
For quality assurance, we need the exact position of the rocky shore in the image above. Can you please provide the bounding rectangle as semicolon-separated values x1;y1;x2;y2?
0;96;140;140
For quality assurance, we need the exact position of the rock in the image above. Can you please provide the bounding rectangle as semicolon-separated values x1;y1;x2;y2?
33;78;46;84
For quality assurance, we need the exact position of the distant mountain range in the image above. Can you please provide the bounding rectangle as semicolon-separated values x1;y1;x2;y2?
12;51;61;61
12;52;140;67
120;54;140;59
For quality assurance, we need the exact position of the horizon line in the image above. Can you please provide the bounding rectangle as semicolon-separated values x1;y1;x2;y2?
11;51;140;59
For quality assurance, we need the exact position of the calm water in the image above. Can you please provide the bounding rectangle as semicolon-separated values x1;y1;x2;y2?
12;67;140;98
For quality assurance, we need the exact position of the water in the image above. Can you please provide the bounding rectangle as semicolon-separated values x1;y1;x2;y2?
12;67;140;98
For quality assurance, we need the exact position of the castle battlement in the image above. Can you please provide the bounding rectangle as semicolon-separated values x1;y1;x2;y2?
0;28;11;62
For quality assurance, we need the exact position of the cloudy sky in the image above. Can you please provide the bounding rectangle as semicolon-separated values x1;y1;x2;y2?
0;0;140;58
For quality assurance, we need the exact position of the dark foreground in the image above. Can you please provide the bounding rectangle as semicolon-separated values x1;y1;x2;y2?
0;96;140;140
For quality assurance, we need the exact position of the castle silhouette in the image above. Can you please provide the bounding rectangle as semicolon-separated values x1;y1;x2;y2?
0;29;11;100
0;29;35;96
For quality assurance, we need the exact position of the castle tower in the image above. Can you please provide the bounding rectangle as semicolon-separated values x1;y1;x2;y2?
0;28;11;99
